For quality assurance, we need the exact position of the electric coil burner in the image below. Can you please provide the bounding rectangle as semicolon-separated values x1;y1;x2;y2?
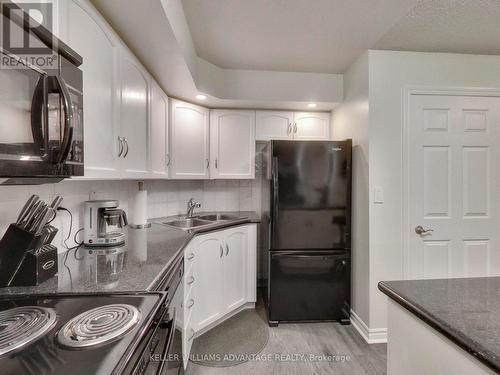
57;304;141;348
0;306;57;356
0;293;178;375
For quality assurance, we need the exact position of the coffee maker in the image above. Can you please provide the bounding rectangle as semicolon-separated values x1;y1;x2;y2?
83;200;128;246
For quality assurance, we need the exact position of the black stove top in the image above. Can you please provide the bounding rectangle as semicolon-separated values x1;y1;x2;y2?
0;293;166;375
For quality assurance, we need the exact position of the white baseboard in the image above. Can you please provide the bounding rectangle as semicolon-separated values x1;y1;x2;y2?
350;309;387;344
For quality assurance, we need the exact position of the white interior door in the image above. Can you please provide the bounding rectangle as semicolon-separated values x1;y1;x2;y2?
409;94;500;279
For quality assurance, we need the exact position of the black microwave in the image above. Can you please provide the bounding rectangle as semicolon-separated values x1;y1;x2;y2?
0;2;84;184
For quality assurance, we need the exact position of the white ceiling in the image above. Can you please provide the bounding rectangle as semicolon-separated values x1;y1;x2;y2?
181;0;418;74
375;0;500;55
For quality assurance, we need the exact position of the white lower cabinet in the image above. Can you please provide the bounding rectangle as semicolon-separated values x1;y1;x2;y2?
181;224;257;369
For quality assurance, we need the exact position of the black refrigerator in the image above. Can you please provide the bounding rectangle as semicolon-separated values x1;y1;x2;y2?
266;140;352;326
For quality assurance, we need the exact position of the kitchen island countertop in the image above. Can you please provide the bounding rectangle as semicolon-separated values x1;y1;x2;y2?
379;277;500;373
0;211;259;295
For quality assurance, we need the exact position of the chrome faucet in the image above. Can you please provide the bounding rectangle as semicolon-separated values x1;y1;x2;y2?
186;198;201;218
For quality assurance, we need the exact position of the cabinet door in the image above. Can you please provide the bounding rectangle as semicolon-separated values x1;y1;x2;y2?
170;100;210;179
192;234;224;331
210;110;255;179
67;0;119;178
118;51;150;177
150;80;169;178
256;111;293;141
222;226;248;312
293;112;330;140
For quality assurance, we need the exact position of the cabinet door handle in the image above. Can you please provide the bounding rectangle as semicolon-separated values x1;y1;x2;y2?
123;138;129;158
187;253;195;260
117;137;124;157
287;123;292;135
187;276;195;285
187;299;195;309
220;244;223;258
166;154;171;167
294;123;298;134
215;159;218;169
206;158;210;169
226;243;229;256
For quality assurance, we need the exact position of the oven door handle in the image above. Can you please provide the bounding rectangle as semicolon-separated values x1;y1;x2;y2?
48;75;74;163
156;307;177;375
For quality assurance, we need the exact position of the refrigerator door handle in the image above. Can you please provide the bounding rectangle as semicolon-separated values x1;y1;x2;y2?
272;156;279;248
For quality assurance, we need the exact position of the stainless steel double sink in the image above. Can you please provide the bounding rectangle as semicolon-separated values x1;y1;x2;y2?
160;214;243;231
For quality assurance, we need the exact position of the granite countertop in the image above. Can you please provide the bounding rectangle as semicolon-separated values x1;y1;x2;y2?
0;211;259;295
379;277;500;373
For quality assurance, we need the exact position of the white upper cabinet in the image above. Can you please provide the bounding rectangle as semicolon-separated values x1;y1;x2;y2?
150;80;169;178
256;110;330;141
117;50;150;178
256;111;294;141
66;0;119;178
170;99;210;179
210;110;255;179
293;112;330;140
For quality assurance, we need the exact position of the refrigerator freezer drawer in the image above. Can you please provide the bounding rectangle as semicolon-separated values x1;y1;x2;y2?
268;251;350;323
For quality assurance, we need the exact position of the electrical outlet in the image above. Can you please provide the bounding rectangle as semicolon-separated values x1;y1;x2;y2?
373;187;384;204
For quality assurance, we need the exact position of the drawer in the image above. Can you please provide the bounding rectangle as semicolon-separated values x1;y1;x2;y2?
185;248;197;270
184;263;196;298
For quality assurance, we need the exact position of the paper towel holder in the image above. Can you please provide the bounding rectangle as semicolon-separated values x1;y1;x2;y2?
131;181;151;228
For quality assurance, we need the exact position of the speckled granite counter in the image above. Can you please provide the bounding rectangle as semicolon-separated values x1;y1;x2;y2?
379;277;500;373
0;211;259;295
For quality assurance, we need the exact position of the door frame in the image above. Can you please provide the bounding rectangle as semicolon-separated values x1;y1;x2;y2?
401;86;500;278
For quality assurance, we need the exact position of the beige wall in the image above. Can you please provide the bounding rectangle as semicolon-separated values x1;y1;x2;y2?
368;50;500;329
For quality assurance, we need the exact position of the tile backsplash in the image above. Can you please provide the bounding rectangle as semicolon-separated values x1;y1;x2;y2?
0;179;262;254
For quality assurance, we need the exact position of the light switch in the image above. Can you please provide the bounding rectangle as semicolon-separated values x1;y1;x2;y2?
374;187;384;204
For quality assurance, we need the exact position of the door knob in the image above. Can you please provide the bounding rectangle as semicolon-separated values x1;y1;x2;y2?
415;225;434;235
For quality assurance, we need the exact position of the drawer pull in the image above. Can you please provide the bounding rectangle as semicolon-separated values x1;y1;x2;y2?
187;276;195;285
187;299;195;309
187;253;195;260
